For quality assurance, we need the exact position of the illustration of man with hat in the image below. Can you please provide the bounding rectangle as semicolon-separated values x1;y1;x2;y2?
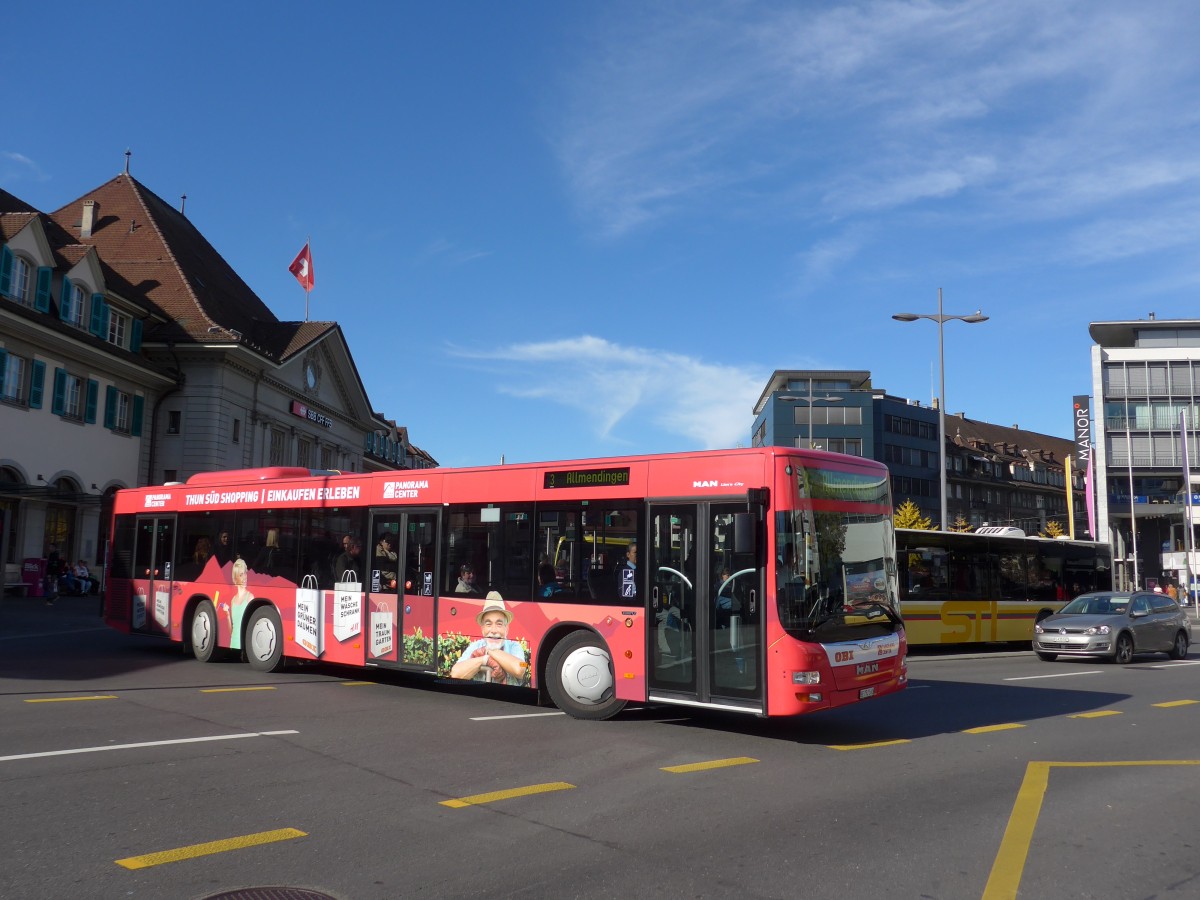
449;592;529;685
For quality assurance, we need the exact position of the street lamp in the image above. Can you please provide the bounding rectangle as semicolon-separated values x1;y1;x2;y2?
892;288;988;531
779;377;843;449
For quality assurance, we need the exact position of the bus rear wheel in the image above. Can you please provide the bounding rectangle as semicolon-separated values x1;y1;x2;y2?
246;606;284;673
191;600;219;663
546;631;626;720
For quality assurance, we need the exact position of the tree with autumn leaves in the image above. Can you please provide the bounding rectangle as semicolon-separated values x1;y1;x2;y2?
894;499;933;530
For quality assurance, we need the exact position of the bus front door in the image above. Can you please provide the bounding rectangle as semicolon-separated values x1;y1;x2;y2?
130;516;176;637
366;510;440;670
648;501;764;712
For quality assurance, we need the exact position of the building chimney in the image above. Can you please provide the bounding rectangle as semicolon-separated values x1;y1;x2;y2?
81;200;97;238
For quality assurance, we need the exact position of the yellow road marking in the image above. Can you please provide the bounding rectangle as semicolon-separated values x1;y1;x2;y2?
1069;710;1122;719
661;757;758;774
983;761;1200;900
828;739;911;751
440;781;574;808
115;827;306;870
25;695;118;703
199;686;276;694
1153;699;1200;708
964;723;1025;735
340;681;375;686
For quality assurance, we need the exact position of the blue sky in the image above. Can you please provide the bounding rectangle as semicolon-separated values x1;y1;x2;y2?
6;1;1200;467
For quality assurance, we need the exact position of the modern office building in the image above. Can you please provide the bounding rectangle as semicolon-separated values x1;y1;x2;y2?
1089;317;1200;592
751;370;1083;534
1;169;433;590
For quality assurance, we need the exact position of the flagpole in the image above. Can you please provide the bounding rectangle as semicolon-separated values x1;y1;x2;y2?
305;235;311;322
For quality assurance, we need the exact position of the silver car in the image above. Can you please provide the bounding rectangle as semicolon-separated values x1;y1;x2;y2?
1034;591;1191;664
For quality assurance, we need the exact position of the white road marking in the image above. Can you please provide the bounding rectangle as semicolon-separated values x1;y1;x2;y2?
470;711;567;721
0;730;298;763
1004;670;1103;681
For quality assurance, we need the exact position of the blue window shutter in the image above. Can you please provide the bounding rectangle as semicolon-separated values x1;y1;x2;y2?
84;379;98;424
131;395;144;436
89;293;105;336
130;318;143;352
0;349;6;396
29;360;45;408
0;246;11;295
51;368;66;416
59;277;73;319
104;386;117;429
35;267;53;312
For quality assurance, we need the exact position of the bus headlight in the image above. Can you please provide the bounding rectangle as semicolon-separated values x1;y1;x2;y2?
791;671;820;685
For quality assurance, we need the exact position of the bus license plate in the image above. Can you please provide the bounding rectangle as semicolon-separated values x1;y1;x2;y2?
859;686;875;699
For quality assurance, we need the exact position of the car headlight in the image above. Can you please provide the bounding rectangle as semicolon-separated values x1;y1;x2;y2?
1084;625;1110;635
1034;623;1045;634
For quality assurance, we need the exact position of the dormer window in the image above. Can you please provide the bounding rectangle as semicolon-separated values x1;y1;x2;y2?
9;256;30;305
62;283;87;327
107;309;128;347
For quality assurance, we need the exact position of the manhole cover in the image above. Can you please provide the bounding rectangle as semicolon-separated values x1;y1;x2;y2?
201;889;339;900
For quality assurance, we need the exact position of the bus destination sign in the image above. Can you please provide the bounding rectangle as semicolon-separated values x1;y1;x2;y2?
543;467;630;490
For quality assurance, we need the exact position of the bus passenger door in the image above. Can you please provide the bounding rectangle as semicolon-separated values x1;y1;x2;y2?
648;501;765;712
366;510;439;670
648;504;698;698
131;516;176;637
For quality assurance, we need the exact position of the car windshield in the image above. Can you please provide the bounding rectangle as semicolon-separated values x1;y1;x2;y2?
1059;594;1128;616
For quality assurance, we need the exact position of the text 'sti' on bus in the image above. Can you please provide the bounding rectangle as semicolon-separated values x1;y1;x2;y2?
104;448;906;719
896;527;1113;645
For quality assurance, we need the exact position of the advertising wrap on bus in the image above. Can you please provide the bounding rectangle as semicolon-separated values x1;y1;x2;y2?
104;449;906;719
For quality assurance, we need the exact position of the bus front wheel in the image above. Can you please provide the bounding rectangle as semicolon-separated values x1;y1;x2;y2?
191;600;219;663
246;606;284;673
546;631;626;720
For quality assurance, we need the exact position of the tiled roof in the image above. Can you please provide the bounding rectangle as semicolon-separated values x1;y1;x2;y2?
0;187;37;214
949;416;1077;467
46;174;312;362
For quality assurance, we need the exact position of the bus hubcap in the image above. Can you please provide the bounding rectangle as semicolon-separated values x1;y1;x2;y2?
560;645;613;705
250;618;276;661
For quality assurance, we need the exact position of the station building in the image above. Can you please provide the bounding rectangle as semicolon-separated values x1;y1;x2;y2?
1;169;433;594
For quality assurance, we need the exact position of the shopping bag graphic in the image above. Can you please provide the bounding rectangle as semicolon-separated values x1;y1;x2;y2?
154;588;170;630
333;570;363;642
370;597;394;659
133;589;147;629
295;574;324;658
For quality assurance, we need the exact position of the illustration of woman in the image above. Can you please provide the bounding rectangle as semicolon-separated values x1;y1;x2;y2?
218;558;255;645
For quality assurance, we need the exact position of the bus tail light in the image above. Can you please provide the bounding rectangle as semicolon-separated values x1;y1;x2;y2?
791;670;820;685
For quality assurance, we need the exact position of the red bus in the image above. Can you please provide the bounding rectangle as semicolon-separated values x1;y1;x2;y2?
103;448;906;718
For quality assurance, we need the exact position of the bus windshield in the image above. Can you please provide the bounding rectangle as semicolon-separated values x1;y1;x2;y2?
775;462;899;640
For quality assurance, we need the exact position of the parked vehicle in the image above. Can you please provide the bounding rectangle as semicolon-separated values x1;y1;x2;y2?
1033;591;1191;664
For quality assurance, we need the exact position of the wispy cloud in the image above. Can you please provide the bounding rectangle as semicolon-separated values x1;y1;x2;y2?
0;151;47;184
414;237;491;267
551;0;1200;272
452;335;764;449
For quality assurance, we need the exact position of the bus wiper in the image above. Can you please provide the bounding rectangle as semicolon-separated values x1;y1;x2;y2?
850;600;901;625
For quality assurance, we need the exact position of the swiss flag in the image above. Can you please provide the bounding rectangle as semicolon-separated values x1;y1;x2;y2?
288;242;314;291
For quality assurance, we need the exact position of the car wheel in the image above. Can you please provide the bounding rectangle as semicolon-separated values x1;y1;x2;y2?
1113;632;1135;665
191;600;219;663
545;630;626;720
246;606;284;673
1036;651;1057;661
1168;630;1189;660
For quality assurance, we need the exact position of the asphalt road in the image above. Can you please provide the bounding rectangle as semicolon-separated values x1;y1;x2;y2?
3;594;1200;900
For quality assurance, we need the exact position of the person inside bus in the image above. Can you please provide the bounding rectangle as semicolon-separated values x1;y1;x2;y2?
538;563;563;598
179;536;213;581
334;537;363;582
253;528;282;576
455;563;480;595
449;593;528;685
714;566;737;630
615;542;638;599
214;530;233;566
375;532;398;588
